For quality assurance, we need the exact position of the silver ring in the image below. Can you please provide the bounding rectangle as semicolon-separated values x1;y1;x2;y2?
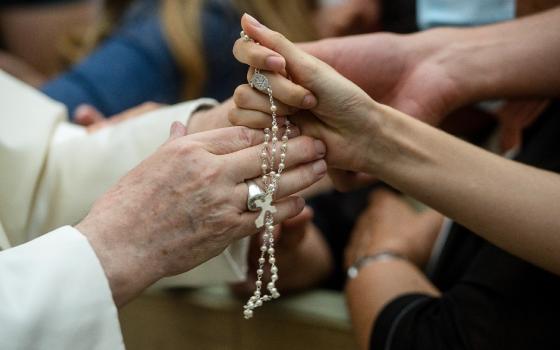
246;180;266;212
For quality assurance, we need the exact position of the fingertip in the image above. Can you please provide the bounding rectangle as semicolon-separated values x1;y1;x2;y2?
265;55;286;72
243;13;263;29
296;196;306;212
169;121;187;138
302;94;318;109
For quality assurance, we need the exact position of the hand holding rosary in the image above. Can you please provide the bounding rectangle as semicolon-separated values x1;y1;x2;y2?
241;30;291;319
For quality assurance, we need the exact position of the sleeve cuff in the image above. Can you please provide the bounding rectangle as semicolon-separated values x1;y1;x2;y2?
370;293;432;350
0;226;124;350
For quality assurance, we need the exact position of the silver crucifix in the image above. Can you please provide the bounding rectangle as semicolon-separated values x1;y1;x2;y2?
254;193;277;228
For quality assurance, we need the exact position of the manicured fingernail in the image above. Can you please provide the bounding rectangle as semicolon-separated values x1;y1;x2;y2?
314;140;326;157
266;56;285;72
302;94;317;109
312;160;327;176
244;13;262;28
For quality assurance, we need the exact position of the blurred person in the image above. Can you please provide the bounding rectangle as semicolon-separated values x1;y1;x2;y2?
41;0;380;121
0;0;99;86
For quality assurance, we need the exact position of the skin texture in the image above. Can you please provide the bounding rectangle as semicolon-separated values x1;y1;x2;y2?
76;122;328;307
344;191;442;350
230;12;560;347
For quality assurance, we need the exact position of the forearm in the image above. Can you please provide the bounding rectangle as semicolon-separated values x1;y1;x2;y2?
422;7;560;104
370;103;560;275
345;259;439;350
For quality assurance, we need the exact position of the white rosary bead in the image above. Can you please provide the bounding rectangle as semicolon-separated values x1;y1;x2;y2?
243;34;291;318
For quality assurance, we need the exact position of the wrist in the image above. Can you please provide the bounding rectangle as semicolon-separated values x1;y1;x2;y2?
76;217;161;307
347;250;407;280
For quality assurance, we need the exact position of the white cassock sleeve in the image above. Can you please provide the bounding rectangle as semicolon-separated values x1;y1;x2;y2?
0;71;249;286
0;226;124;350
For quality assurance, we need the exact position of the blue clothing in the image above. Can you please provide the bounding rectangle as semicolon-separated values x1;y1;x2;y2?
41;0;246;118
417;0;515;29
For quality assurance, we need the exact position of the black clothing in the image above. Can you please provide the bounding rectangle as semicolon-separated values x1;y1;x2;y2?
371;101;560;350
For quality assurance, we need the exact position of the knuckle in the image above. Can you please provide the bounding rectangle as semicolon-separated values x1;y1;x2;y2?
270;31;286;48
233;85;250;107
293;136;316;160
227;108;241;125
288;87;306;105
175;140;200;157
199;161;223;184
235;126;257;147
248;48;263;65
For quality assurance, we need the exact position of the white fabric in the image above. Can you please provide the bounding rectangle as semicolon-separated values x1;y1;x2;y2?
0;70;250;347
0;226;124;350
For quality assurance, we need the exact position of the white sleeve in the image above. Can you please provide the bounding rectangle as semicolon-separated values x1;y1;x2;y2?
0;226;124;350
28;99;218;236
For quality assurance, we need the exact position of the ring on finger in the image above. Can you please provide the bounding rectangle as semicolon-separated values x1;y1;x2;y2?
246;180;266;212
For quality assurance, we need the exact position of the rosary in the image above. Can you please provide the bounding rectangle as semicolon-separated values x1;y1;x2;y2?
241;30;291;319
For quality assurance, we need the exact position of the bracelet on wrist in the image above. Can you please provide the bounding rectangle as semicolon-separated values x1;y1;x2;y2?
347;251;406;280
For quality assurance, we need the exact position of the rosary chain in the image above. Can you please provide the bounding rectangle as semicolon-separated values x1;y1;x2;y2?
241;31;291;319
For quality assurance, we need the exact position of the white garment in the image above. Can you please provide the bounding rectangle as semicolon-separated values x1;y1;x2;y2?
0;226;124;350
417;0;515;29
0;70;249;348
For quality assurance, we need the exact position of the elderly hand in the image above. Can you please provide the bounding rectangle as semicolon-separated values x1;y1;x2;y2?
344;190;443;270
76;122;327;307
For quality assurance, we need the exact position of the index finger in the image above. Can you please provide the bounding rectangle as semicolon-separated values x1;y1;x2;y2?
233;36;286;73
185;126;264;155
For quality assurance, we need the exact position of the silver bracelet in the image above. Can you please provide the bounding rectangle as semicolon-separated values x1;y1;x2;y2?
347;251;406;279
